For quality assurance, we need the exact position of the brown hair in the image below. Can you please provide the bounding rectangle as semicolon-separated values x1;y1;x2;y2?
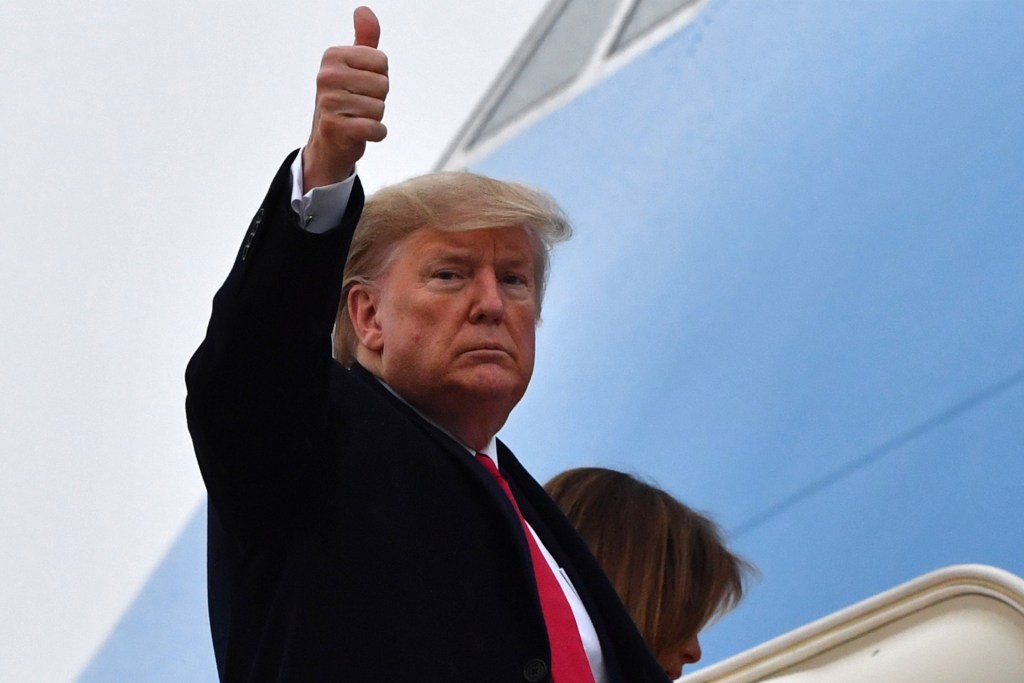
333;171;571;364
544;467;753;659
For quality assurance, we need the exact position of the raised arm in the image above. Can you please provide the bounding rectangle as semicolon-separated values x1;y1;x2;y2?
185;7;389;541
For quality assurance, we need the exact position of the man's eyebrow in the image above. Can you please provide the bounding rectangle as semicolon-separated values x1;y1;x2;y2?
500;254;533;268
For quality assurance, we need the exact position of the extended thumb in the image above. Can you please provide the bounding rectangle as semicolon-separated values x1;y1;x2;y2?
353;6;380;49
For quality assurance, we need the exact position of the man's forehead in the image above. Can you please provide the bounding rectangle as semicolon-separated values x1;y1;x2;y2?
401;226;536;259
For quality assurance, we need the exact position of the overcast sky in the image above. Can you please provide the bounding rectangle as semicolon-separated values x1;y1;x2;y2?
0;2;546;680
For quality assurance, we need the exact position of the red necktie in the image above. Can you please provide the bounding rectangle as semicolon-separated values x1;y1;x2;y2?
476;454;596;683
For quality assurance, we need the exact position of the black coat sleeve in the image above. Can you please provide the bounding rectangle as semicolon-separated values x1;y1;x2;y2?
185;151;365;546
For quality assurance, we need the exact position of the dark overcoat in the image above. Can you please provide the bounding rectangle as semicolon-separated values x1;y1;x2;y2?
186;152;667;682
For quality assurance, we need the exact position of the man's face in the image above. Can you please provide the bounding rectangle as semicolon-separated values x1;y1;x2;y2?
366;225;539;426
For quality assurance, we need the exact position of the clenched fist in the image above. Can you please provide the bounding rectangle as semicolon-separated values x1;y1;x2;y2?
304;6;389;190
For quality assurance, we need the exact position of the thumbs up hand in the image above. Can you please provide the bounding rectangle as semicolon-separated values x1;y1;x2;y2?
304;6;389;190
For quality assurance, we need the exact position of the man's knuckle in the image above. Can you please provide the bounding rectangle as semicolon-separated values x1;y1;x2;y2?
320;46;342;66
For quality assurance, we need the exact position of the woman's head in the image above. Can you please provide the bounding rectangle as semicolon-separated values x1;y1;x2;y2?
544;467;753;679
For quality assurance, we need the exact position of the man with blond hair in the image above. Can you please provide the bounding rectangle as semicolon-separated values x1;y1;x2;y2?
187;7;666;682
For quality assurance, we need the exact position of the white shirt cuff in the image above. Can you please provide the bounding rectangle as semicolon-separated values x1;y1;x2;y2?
289;148;357;235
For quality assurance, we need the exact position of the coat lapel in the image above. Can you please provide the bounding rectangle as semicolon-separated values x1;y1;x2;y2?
347;362;532;542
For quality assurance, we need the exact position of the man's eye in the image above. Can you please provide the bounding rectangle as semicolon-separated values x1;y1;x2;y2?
501;274;528;286
435;270;458;280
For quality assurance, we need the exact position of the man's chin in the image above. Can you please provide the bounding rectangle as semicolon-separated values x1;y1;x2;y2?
452;366;528;400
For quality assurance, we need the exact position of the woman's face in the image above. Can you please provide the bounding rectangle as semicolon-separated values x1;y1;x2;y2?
657;634;702;680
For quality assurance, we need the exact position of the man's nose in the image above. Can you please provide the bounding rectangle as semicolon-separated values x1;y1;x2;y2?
470;272;505;322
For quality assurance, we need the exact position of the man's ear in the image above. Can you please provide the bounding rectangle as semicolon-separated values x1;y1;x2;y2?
347;285;385;353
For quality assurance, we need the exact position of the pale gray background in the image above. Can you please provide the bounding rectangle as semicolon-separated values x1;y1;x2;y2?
0;2;545;680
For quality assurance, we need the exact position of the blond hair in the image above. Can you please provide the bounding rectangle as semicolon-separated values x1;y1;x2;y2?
333;171;571;364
